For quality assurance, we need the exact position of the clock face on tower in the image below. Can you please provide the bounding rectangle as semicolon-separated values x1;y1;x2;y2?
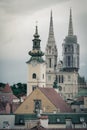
31;60;37;66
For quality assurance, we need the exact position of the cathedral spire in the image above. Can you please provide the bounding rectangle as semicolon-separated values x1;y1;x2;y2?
68;8;73;36
48;10;55;42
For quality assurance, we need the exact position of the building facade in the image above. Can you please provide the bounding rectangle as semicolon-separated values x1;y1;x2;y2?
45;9;79;99
27;9;80;99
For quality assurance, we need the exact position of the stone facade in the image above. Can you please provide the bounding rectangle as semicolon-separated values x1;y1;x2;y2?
45;9;79;99
57;71;78;99
45;11;58;88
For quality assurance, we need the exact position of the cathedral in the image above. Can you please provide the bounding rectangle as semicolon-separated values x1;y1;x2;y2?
27;9;80;100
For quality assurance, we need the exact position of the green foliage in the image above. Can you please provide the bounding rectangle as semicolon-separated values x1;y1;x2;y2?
0;83;6;88
11;83;27;98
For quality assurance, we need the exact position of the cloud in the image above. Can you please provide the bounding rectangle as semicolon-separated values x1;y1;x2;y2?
0;0;87;83
0;0;69;15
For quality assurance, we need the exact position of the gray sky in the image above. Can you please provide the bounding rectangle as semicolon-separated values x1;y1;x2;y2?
0;0;87;84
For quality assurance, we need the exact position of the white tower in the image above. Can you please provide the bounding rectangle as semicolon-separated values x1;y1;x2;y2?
45;11;58;87
26;25;46;96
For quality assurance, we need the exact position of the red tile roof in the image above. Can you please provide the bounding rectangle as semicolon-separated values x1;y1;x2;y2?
0;84;18;103
39;88;72;113
2;84;12;93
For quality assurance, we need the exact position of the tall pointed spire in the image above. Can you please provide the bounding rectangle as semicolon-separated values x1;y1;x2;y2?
48;10;55;42
33;22;40;39
68;8;73;36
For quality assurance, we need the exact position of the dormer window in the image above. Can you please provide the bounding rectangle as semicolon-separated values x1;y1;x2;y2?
34;99;41;113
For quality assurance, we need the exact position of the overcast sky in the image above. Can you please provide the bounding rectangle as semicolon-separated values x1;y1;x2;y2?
0;0;87;84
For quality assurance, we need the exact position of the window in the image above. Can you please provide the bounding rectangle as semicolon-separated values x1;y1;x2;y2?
32;86;36;91
34;42;37;46
67;56;71;66
58;75;64;83
43;74;44;79
58;75;60;83
49;58;51;68
32;73;36;79
65;47;67;52
62;75;64;83
34;100;41;113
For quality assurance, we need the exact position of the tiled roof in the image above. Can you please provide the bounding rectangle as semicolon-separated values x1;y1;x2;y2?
39;88;72;113
2;84;12;93
0;84;18;103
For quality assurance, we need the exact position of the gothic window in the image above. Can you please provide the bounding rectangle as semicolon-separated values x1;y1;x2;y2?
62;75;64;83
32;73;36;79
49;58;51;68
58;75;64;83
43;74;44;79
58;75;60;83
65;47;67;52
67;56;71;66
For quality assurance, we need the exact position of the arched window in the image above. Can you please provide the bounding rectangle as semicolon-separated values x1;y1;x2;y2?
32;73;36;79
68;56;71;66
49;58;51;68
59;75;60;83
61;75;64;83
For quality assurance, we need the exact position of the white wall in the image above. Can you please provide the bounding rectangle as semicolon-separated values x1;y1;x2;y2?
0;115;15;129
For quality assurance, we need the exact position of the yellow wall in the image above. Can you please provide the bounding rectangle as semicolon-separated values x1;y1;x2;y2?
27;62;46;95
15;88;57;114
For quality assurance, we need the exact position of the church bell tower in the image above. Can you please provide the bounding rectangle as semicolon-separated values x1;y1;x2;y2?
26;25;46;96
